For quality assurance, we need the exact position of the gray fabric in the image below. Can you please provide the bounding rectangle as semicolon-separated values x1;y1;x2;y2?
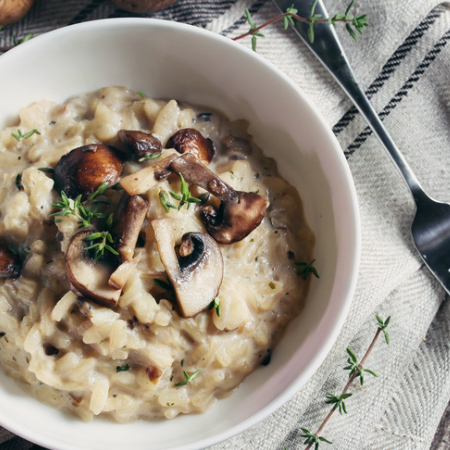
1;0;450;449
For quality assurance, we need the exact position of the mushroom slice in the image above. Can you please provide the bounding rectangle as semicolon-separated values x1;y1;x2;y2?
108;255;141;290
120;154;178;196
115;194;149;262
54;144;124;200
152;218;224;318
66;230;121;308
167;128;215;165
0;243;21;278
118;129;162;160
169;153;268;244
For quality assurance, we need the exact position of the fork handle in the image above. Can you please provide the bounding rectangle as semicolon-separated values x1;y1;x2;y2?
272;0;425;201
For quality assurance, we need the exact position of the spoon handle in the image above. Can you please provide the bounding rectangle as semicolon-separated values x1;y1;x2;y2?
272;0;425;200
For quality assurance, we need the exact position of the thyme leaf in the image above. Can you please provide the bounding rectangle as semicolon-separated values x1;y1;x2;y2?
208;297;221;316
295;259;319;280
235;0;369;50
11;128;40;141
175;369;201;387
83;231;119;261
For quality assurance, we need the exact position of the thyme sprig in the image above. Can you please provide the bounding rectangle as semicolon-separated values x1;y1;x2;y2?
235;0;369;51
83;231;118;261
295;259;320;280
159;173;201;212
302;314;391;449
175;369;201;387
51;183;111;228
51;191;109;228
208;296;221;316
11;128;40;141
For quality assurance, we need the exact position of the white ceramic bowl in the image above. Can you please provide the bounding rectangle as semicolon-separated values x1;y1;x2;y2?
0;18;360;450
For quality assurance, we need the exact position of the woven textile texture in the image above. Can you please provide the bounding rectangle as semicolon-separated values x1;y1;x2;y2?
1;0;450;449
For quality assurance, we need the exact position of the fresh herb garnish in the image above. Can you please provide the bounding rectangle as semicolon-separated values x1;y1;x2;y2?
116;364;130;373
83;231;119;261
11;128;40;141
159;174;202;212
300;428;333;449
235;1;368;51
300;314;391;449
295;259;319;280
325;392;353;415
51;191;109;228
13;33;33;46
15;173;23;190
175;369;201;387
138;152;162;162
137;91;145;98
208;297;221;316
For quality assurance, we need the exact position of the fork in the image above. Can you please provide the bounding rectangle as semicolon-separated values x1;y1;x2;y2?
272;0;450;295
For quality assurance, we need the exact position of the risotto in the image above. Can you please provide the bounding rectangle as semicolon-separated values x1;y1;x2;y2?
0;86;315;422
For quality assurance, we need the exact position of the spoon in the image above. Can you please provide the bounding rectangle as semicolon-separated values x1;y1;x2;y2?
272;0;450;295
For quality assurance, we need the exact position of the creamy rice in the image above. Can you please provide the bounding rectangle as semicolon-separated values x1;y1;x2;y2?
0;86;314;422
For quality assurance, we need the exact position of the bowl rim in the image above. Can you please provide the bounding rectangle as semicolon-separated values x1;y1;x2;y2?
0;17;361;450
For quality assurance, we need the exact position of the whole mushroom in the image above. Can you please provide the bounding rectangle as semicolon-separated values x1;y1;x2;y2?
0;0;34;27
54;144;124;200
118;129;162;161
167;128;215;165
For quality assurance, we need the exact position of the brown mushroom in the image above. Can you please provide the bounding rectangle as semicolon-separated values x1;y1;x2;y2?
0;0;34;27
54;144;124;200
152;218;224;318
65;229;121;308
119;153;178;196
167;128;215;165
118;129;162;160
0;243;21;278
114;194;149;262
169;153;268;244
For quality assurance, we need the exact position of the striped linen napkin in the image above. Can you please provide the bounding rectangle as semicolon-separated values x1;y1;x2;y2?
1;1;450;449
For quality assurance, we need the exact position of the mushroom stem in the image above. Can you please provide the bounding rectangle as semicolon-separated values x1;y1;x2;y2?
119;154;178;196
169;153;269;244
115;194;149;262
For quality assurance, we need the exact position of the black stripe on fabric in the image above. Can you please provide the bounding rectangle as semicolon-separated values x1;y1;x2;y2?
220;0;268;37
344;27;450;158
68;0;105;25
332;6;445;137
108;0;236;28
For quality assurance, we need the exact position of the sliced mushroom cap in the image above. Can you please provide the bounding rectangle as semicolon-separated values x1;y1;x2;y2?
115;193;149;262
169;153;268;244
118;129;162;160
119;153;178;196
200;192;268;244
167;128;215;165
152;218;224;318
54;144;124;200
65;229;121;308
0;243;21;278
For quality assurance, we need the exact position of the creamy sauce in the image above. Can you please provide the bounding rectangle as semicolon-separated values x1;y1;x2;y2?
0;86;314;422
